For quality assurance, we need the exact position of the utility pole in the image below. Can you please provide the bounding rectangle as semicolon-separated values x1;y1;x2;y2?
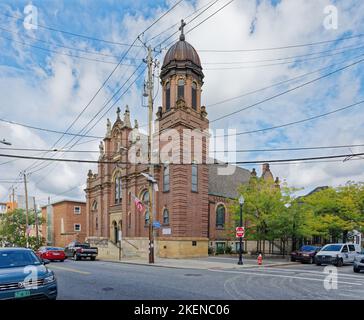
146;45;155;264
23;172;29;248
33;197;39;246
12;187;15;204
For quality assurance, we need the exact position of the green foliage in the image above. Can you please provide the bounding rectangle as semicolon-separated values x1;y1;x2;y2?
225;245;232;254
216;247;225;255
231;179;364;248
0;209;45;250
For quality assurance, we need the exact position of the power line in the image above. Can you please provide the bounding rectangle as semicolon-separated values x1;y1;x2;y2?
210;55;364;123
0;117;103;138
206;52;364;108
204;44;364;70
2;142;364;155
197;33;364;53
0;34;131;65
0;152;363;165
0;12;144;48
216;100;364;138
0;25;126;60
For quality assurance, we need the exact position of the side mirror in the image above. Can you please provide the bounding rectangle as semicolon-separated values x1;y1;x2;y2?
43;259;50;265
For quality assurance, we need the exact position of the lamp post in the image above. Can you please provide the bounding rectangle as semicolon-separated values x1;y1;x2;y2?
238;195;244;265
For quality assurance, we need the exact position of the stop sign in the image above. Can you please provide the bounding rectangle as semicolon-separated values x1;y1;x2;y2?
236;226;245;238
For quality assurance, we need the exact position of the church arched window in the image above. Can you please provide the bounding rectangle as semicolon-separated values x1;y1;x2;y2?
163;208;169;225
191;162;198;192
192;82;197;110
216;204;226;228
166;82;171;111
92;200;98;211
178;79;185;100
163;164;170;192
115;173;122;204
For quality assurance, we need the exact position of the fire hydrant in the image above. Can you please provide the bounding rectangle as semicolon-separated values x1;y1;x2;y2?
257;254;263;265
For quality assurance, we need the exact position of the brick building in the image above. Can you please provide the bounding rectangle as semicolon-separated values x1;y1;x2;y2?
41;200;86;248
85;25;277;259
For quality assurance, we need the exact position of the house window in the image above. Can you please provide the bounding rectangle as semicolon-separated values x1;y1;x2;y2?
74;206;81;215
192;82;197;110
177;79;184;99
163;209;169;225
166;82;171;111
142;191;150;226
115;173;122;204
74;224;81;232
191;162;198;192
163;164;170;192
216;204;226;228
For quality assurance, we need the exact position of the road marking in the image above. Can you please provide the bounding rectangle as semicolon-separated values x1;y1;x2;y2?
261;267;364;280
49;265;91;275
208;269;363;286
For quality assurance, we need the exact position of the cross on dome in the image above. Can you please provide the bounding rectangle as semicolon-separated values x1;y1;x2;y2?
179;19;186;41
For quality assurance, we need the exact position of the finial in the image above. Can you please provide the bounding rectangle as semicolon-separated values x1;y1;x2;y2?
179;19;186;41
125;104;129;113
134;119;139;129
116;107;121;119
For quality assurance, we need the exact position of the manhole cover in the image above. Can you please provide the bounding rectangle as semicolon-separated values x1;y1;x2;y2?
102;287;114;291
184;274;202;277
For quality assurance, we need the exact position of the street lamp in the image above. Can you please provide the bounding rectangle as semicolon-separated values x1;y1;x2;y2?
238;195;244;265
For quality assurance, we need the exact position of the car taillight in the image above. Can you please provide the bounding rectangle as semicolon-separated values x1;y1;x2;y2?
76;248;83;253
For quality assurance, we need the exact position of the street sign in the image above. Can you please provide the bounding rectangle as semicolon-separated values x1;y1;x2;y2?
236;226;245;238
153;221;161;229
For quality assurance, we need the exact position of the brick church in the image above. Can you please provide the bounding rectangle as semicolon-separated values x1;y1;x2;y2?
85;25;277;259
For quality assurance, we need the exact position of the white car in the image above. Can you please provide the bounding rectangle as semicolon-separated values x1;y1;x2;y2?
315;243;359;267
353;250;364;273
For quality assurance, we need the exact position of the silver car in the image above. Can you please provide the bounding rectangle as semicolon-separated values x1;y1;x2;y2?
353;250;364;273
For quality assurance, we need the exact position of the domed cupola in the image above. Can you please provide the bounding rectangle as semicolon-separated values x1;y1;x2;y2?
160;20;204;81
159;20;206;115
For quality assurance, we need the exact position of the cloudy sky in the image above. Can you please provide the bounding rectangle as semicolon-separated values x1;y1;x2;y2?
0;0;363;205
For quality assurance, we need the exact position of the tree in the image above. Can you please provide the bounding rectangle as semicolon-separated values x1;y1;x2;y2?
0;209;45;249
301;182;364;243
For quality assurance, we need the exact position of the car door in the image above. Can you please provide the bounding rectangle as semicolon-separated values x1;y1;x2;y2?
348;244;356;262
341;245;349;263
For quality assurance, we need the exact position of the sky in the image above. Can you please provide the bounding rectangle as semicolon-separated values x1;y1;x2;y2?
0;0;363;206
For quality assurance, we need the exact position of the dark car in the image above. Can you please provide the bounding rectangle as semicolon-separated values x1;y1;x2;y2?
290;245;321;264
0;248;57;300
64;241;98;261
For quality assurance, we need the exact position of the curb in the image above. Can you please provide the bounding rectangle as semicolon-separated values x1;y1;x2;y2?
99;259;297;271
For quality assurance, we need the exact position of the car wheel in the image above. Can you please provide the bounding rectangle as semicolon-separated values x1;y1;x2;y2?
74;253;79;261
310;257;315;264
336;259;343;267
316;262;321;266
60;260;65;262
290;257;296;262
91;257;96;261
354;266;360;273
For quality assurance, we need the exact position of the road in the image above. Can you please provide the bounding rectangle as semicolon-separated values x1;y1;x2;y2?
48;259;364;300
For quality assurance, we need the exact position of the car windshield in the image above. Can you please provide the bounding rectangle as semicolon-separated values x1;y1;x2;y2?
77;244;90;248
300;246;317;251
321;245;342;252
46;247;63;251
0;250;42;268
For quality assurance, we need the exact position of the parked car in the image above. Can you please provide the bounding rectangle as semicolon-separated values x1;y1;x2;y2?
315;243;358;267
0;248;57;300
353;250;364;273
290;245;321;264
64;241;98;261
36;247;66;262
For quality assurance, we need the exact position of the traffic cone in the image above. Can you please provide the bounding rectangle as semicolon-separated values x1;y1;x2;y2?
257;254;263;265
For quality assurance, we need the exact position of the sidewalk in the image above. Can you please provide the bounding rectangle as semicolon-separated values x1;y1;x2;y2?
100;256;296;270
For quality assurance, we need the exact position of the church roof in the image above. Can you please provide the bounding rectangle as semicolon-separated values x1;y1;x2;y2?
208;163;251;199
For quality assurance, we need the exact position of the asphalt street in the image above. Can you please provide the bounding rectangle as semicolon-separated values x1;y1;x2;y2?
48;259;364;300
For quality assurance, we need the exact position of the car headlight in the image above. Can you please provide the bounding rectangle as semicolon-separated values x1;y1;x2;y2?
43;274;56;284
